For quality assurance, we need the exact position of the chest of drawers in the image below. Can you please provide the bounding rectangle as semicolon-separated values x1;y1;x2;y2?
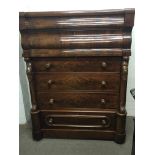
19;9;134;143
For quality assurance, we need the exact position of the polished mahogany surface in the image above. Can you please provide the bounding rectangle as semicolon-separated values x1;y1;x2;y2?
19;9;134;143
31;57;121;72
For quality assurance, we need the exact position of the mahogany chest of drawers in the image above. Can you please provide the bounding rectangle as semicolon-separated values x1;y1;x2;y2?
19;9;135;143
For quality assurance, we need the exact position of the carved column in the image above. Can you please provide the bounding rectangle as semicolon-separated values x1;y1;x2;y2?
25;58;37;111
115;56;129;143
25;57;42;140
119;56;129;113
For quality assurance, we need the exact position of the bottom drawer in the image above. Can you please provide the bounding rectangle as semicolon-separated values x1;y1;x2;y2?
40;111;116;130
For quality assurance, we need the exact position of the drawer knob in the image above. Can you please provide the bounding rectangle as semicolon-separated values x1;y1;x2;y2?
101;81;106;86
49;98;54;104
102;62;107;68
48;118;53;123
102;119;107;125
45;63;51;70
48;118;53;124
45;116;54;126
101;99;106;104
101;117;110;127
48;80;54;87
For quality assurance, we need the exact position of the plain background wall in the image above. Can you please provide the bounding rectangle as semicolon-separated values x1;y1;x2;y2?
19;10;135;124
19;34;31;124
19;81;26;124
126;28;135;116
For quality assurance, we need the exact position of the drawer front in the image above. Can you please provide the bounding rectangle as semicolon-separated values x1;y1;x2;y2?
21;31;126;49
35;73;120;92
40;112;116;130
37;92;119;109
32;58;121;72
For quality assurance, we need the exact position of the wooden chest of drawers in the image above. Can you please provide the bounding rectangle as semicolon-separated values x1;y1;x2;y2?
19;9;134;143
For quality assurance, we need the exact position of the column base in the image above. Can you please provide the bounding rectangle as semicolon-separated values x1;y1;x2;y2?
32;131;43;141
114;133;126;144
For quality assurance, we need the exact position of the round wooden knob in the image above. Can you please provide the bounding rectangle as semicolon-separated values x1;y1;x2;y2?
49;118;53;123
48;80;54;86
101;117;110;127
45;116;54;126
101;99;106;104
45;63;51;70
49;98;54;104
102;62;107;68
102;119;107;125
101;81;106;86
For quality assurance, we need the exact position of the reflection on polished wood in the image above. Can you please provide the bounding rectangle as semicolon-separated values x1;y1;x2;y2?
21;31;131;49
19;9;135;143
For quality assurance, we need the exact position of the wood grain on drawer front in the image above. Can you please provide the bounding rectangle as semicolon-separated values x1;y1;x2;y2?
40;112;116;130
34;73;120;92
21;30;131;49
37;92;119;109
32;58;121;72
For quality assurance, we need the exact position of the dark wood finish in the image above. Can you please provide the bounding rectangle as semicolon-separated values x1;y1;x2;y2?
23;49;131;57
32;57;121;72
40;111;116;130
34;72;120;92
20;30;131;49
42;129;115;140
119;56;129;113
19;9;134;29
31;111;42;140
25;58;37;111
37;92;119;109
19;9;134;143
19;16;124;30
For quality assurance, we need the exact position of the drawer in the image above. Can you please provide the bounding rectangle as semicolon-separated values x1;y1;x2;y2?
21;30;127;49
40;111;116;130
35;73;120;92
32;57;121;72
37;92;119;109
